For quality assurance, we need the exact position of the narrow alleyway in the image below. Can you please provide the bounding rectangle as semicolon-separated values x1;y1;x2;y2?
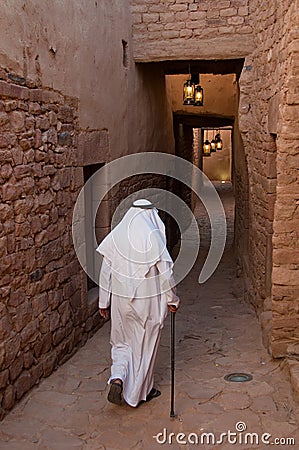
0;183;298;450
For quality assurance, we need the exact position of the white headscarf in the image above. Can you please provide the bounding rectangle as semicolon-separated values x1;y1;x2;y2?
96;199;173;298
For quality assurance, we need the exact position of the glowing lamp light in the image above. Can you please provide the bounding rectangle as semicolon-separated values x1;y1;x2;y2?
215;133;223;151
203;139;211;157
216;139;223;150
210;139;217;152
194;84;203;106
183;80;195;105
183;69;204;106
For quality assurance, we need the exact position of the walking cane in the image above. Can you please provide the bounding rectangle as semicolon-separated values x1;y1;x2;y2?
170;310;176;418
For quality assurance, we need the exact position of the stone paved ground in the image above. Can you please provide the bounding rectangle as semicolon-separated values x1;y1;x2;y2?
0;183;298;449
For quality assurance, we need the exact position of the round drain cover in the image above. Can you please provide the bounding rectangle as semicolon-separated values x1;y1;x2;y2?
224;373;253;382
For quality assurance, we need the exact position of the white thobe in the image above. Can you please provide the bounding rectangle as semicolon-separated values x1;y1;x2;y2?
99;257;179;407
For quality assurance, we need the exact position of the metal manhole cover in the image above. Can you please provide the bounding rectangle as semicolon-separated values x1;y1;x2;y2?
224;373;253;382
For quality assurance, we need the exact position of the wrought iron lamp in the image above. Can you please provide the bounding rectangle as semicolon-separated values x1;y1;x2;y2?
215;132;223;151
210;133;217;152
203;130;211;157
183;69;204;106
183;79;195;105
183;65;195;105
203;139;211;156
194;74;203;106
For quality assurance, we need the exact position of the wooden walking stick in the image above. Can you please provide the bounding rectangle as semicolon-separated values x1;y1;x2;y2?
170;310;176;418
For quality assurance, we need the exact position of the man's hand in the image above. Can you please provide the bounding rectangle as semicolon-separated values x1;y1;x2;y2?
168;305;178;313
99;308;110;320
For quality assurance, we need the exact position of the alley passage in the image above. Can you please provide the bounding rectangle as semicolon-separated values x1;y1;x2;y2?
0;183;298;449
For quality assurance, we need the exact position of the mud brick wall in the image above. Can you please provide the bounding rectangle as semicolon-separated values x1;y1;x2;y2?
0;76;102;418
238;0;279;313
130;0;253;61
270;1;299;358
238;0;299;356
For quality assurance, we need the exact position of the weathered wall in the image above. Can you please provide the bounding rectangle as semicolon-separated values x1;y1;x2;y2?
271;0;299;358
238;0;299;357
0;0;174;417
233;113;249;283
131;0;254;61
0;0;174;161
0;80;94;417
128;64;175;154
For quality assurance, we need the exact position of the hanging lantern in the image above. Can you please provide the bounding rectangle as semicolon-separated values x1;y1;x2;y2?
210;139;217;152
203;139;211;157
183;79;195;105
215;132;223;151
216;139;223;150
183;70;204;107
194;84;204;106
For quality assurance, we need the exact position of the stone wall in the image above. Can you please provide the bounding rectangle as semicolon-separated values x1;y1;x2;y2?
0;0;177;418
0;1;174;161
0;76;105;418
271;0;299;358
131;0;254;61
233;116;249;283
238;0;299;356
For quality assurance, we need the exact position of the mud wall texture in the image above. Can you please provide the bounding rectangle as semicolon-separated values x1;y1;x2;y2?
0;79;94;418
0;0;175;418
238;0;299;357
131;0;254;61
0;0;174;160
269;1;299;358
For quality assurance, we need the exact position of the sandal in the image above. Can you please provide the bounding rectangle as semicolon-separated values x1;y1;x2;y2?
107;381;123;405
146;388;161;402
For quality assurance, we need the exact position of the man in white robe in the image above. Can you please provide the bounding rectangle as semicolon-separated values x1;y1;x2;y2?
97;199;179;407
